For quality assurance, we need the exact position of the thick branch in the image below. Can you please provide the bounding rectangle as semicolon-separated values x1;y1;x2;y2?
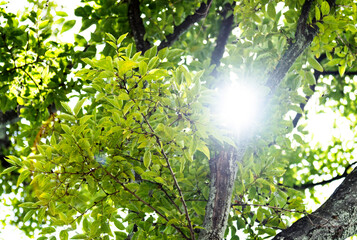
292;162;357;190
266;0;319;91
274;167;357;240
320;71;357;76
128;0;151;53
158;0;213;50
210;3;235;77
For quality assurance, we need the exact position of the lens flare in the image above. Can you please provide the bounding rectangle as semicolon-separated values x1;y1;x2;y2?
214;81;263;134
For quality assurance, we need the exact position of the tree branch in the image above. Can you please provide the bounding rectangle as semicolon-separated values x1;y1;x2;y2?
266;0;320;91
210;3;235;77
273;167;357;240
291;161;357;190
320;71;357;76
158;0;213;50
128;0;151;53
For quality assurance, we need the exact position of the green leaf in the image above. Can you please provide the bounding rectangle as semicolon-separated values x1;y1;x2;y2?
321;1;330;16
60;230;69;240
148;56;159;70
197;143;210;159
5;155;22;166
17;169;31;187
74;34;87;47
158;47;169;60
117;93;130;100
339;64;346;77
61;124;72;135
305;71;316;85
61;102;73;114
293;134;304;145
61;20;76;33
39;20;50;29
73;97;87;116
19;202;38;208
144;45;157;59
23;210;35;222
113;219;125;230
117;33;128;46
41;227;56;234
105;32;116;42
71;234;87;239
139;61;148;76
267;3;276;19
58;114;76;122
56;11;68;17
144;150;152;169
1;166;18;175
315;6;321;21
307;56;323;72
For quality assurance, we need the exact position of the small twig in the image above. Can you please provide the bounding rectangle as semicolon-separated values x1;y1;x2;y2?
140;109;195;240
103;168;190;239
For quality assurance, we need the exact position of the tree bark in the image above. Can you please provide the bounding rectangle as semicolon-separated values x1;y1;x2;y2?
199;145;246;240
274;168;357;240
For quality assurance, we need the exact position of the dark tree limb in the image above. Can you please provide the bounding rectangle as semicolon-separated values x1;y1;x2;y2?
266;0;320;91
210;3;235;77
320;71;357;76
291;161;357;190
158;0;213;50
128;0;151;53
273;167;357;240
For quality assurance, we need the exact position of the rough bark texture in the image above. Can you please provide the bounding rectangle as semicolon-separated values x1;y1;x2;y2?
210;4;234;68
199;145;246;240
274;168;357;240
266;0;318;91
128;0;151;53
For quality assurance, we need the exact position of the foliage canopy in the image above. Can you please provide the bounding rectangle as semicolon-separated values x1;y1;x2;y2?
1;0;357;239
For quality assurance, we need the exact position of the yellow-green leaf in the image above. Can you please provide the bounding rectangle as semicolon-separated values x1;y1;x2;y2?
23;210;35;222
339;65;346;77
61;20;76;33
39;19;49;29
60;230;69;240
143;150;152;168
267;3;276;19
56;11;68;17
17;169;31;187
74;97;87;116
321;1;330;16
315;6;320;20
305;71;316;85
61;102;73;114
1;166;18;175
307;56;323;72
61;124;72;135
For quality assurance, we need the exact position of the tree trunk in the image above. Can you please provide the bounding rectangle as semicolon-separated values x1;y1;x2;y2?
274;167;357;240
199;145;246;239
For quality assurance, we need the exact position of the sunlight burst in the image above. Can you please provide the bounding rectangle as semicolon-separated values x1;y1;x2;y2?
214;80;262;134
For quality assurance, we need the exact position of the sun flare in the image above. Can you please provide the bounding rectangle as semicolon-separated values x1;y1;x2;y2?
214;81;262;134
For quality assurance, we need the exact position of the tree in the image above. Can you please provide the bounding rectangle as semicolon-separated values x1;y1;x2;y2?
1;0;357;239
